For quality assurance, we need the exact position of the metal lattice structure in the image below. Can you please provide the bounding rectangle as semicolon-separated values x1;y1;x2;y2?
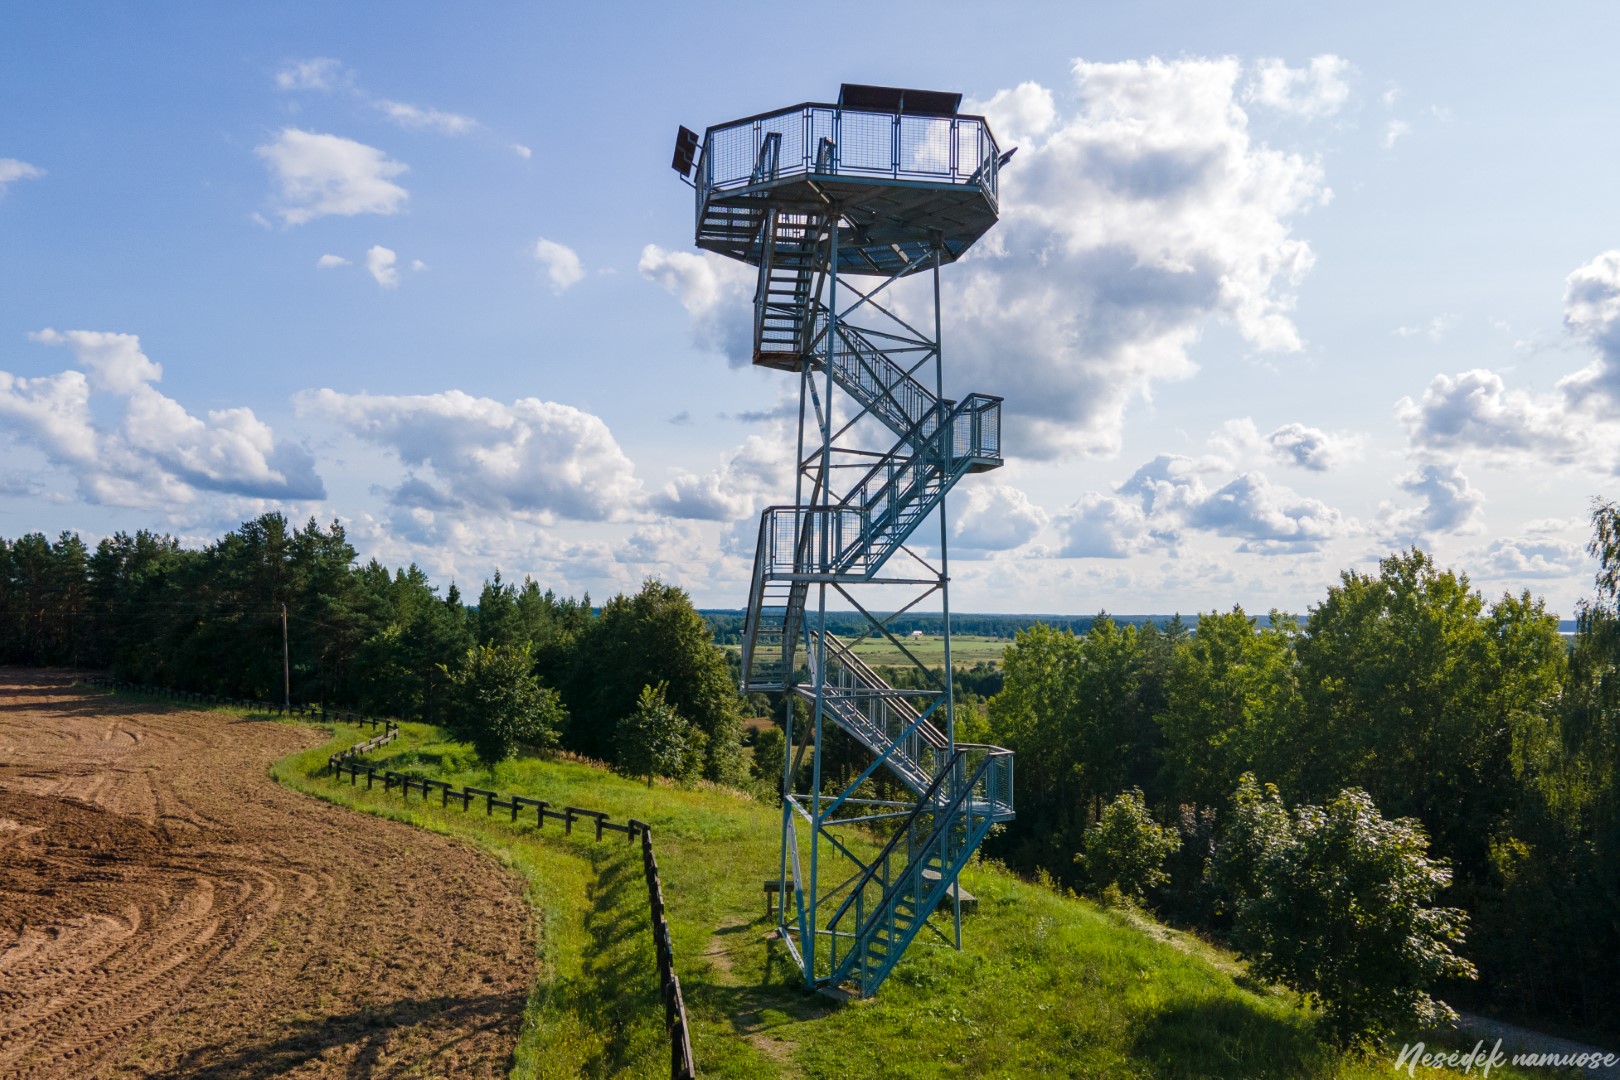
675;84;1015;997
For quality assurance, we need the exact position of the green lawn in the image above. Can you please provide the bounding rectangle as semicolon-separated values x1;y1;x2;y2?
270;717;1540;1079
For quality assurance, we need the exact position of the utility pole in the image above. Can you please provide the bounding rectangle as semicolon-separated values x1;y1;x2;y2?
282;602;290;710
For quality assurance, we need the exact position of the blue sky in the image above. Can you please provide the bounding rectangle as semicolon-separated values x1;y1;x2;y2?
3;2;1618;615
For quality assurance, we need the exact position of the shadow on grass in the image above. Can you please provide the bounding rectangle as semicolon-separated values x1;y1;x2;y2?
1129;995;1333;1080
144;991;522;1080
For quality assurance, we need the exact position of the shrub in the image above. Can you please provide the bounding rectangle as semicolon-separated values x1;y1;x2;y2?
1080;788;1181;901
1212;774;1477;1046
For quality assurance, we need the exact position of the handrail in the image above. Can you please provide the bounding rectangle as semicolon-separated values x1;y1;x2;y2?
698;103;999;210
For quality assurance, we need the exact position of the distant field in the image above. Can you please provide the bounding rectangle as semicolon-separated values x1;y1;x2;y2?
723;634;1008;669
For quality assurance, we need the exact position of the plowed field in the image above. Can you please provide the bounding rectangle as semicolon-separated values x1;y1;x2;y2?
0;671;534;1078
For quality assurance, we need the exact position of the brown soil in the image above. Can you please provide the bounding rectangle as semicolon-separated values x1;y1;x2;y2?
0;671;535;1079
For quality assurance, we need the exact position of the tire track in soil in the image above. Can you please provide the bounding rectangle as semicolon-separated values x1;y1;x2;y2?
0;671;535;1078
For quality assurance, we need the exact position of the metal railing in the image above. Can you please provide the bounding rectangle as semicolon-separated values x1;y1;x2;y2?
699;103;1000;209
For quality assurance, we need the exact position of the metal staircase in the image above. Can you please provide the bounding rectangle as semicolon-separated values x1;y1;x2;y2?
677;84;1013;997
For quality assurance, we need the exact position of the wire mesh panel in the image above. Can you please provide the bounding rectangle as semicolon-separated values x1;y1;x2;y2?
898;116;953;176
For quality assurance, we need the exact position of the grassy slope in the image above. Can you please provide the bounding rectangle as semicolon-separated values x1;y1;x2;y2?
271;718;1537;1080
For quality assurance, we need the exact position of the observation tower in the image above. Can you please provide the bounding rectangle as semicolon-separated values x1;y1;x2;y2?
672;84;1015;996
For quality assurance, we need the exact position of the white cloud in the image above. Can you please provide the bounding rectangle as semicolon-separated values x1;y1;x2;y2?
1559;250;1620;405
1211;417;1360;472
296;387;643;522
1383;119;1411;149
0;158;45;196
952;483;1049;551
3;330;323;508
255;129;409;226
373;99;479;135
1265;421;1361;472
366;245;399;288
971;82;1057;148
1114;453;1347;553
639;245;753;360
316;253;350;269
534;238;585;293
274;58;348;92
1245;55;1353;118
27;329;161;394
1379;462;1486;542
650;427;792;522
1055;492;1149;558
1381;84;1402;108
1397;368;1587;465
410;258;427;272
948;57;1331;458
1394;313;1457;340
1466;535;1587;580
511;143;533;159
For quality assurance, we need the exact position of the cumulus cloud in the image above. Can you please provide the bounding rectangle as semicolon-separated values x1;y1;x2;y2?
639;244;753;360
1379;462;1486;543
1112;453;1347;553
1397;368;1585;465
373;99;478;135
952;483;1049;551
296;388;643;522
1383;119;1411;149
2;330;323;507
1265;421;1360;471
1560;250;1620;404
316;253;350;269
255;129;409;225
366;245;399;288
1244;55;1353;118
949;57;1332;458
27;329;161;394
650;428;792;522
274;58;348;92
0;158;45;196
1055;492;1150;557
512;143;533;159
1466;535;1587;580
534;238;585;292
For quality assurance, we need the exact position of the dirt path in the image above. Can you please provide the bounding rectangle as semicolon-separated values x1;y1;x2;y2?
0;671;535;1079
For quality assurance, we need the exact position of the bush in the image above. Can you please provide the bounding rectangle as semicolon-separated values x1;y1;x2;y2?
443;643;566;765
1080;788;1181;901
1212;774;1477;1046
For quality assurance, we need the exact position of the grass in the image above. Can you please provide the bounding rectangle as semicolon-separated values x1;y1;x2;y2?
264;716;1550;1079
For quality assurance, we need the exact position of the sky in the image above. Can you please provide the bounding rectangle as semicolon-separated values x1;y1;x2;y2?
3;2;1618;617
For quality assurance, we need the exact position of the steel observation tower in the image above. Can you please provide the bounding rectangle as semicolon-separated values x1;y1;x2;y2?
672;84;1015;997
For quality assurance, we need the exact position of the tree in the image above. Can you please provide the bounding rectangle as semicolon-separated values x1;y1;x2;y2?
1213;774;1476;1046
1160;606;1299;808
445;643;566;764
1080;788;1180;901
568;579;744;784
616;682;703;787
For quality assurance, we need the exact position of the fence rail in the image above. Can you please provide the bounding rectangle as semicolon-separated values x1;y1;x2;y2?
79;676;698;1080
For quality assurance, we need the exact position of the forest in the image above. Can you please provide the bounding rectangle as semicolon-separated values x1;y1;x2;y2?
3;507;1615;1042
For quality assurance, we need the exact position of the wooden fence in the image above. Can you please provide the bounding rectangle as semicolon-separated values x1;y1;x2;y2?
80;676;698;1080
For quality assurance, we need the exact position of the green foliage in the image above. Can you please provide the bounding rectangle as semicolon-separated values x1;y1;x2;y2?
567;579;744;785
1080;788;1181;901
1213;775;1477;1046
443;643;566;764
1160;606;1299;808
750;724;785;786
614;681;704;787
